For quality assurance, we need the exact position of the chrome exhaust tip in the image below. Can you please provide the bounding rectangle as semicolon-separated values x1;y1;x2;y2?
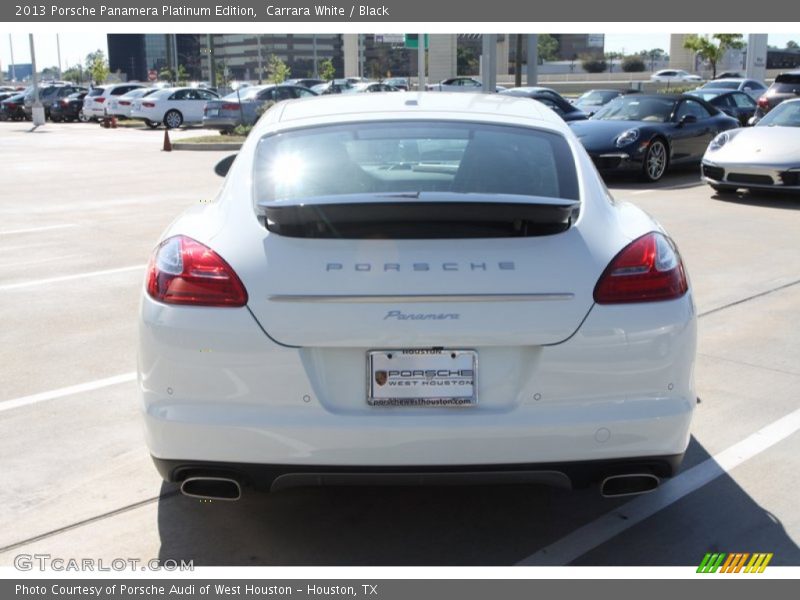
180;476;242;501
600;473;660;498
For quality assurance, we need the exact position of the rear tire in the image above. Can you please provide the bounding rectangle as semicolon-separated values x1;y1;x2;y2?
164;110;183;129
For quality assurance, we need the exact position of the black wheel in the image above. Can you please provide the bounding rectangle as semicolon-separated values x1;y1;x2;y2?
164;110;183;129
144;119;161;129
711;184;737;194
641;139;669;182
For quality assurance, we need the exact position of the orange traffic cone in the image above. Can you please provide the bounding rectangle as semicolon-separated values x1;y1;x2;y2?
162;128;172;152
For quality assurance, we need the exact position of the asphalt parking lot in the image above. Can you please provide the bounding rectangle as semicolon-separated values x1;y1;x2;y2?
0;121;798;567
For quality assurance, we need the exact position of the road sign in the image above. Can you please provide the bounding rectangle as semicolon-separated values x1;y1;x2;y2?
148;69;157;82
376;34;405;45
404;34;429;50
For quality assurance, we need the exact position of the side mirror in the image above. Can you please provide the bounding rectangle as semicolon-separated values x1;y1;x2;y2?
214;154;237;177
677;114;698;127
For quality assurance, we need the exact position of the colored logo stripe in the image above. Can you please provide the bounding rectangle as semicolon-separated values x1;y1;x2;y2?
697;552;773;573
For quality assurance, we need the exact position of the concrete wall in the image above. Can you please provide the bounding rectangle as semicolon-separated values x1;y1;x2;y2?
428;34;457;82
342;34;358;78
669;34;697;71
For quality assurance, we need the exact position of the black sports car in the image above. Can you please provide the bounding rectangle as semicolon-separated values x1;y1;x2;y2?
685;89;757;126
569;94;739;181
501;87;589;122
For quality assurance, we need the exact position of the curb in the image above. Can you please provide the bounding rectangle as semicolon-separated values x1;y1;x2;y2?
171;142;243;151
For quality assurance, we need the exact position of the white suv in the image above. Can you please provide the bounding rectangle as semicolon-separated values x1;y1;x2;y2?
82;83;146;120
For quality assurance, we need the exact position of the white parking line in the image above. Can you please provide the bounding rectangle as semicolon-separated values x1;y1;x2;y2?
0;373;137;413
518;406;800;566
0;264;145;292
0;224;77;236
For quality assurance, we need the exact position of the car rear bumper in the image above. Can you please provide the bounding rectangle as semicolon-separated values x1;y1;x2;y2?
152;453;686;491
140;292;697;472
202;116;241;130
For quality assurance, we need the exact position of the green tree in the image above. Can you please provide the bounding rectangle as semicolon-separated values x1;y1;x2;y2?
159;67;173;82
62;64;83;84
683;34;745;79
538;34;559;63
85;49;109;85
267;54;291;84
581;55;607;73
621;55;646;72
787;40;799;49
215;61;228;87
40;66;60;80
457;46;479;75
640;48;666;71
176;64;188;85
318;58;335;81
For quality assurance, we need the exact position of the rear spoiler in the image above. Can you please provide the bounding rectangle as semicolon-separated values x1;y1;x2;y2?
257;196;580;239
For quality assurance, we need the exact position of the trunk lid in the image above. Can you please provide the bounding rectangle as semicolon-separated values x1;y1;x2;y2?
240;198;598;348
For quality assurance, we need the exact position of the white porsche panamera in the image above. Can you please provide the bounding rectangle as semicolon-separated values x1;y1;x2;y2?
139;92;696;501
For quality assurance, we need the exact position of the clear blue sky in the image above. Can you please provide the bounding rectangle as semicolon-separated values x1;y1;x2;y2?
2;32;799;70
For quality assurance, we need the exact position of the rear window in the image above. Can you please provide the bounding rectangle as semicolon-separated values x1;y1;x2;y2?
254;121;579;204
88;88;105;97
773;74;800;93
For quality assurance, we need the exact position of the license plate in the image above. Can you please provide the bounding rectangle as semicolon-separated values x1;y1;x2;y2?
206;108;218;117
367;349;477;407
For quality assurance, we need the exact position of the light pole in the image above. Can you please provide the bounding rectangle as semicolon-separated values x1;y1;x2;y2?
56;34;62;79
313;34;318;78
417;34;425;90
257;35;263;83
9;34;16;81
29;34;45;126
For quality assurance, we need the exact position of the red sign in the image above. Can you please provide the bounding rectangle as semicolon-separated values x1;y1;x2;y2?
148;69;158;82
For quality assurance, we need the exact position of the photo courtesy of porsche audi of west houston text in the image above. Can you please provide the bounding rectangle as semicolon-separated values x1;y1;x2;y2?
138;91;697;503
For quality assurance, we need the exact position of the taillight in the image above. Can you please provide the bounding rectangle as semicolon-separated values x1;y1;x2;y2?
119;100;131;106
757;96;769;109
593;232;688;304
141;102;155;108
94;97;105;103
221;103;240;111
61;99;69;105
146;236;248;307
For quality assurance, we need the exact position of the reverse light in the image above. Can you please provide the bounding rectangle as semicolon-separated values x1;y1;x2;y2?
146;236;248;307
615;128;640;148
594;232;688;304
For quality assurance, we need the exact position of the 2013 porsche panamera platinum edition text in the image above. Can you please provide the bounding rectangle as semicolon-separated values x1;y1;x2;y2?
138;92;696;501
